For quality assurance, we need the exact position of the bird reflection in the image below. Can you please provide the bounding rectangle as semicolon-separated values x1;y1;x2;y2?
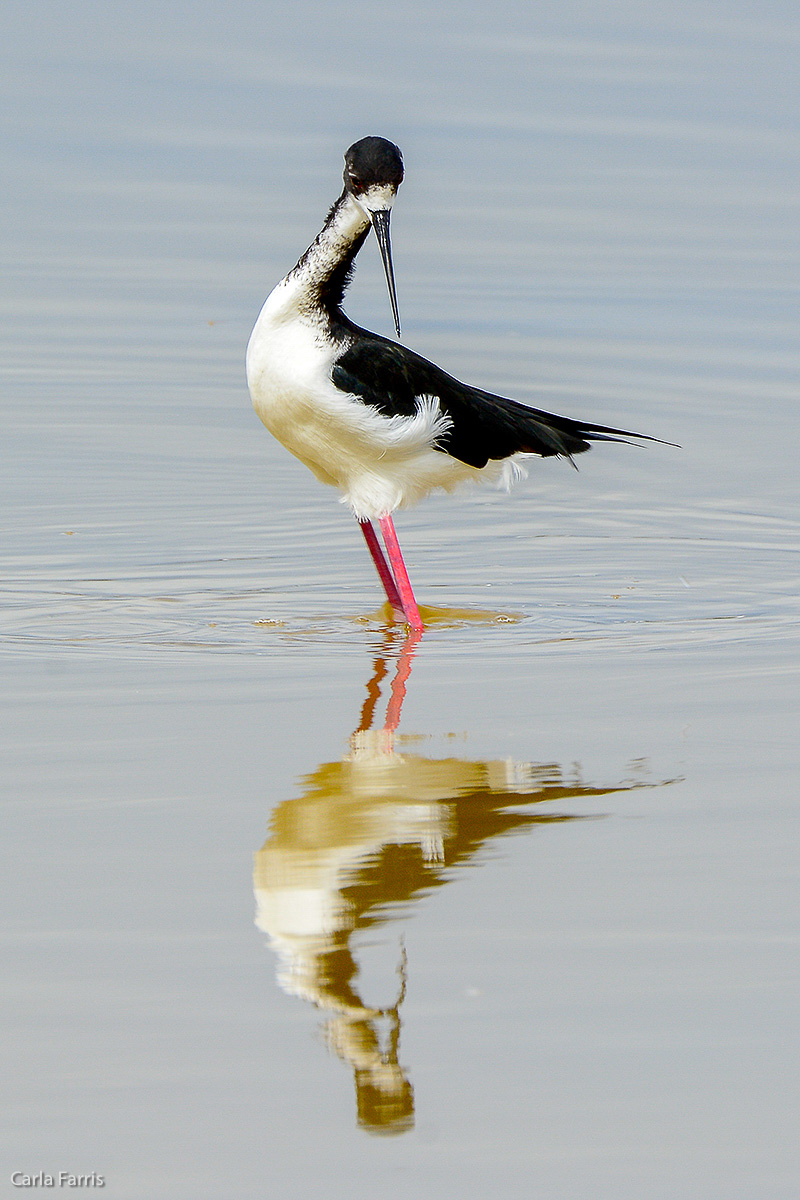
254;629;652;1135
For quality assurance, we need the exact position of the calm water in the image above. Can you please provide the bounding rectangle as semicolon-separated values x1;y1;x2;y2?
2;2;799;1197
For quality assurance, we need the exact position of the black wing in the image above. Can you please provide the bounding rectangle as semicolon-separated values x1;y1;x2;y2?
332;332;654;469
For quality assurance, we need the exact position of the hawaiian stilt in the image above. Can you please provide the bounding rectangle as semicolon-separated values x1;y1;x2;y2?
247;136;659;630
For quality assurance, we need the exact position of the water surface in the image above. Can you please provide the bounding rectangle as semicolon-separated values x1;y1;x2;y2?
2;2;799;1197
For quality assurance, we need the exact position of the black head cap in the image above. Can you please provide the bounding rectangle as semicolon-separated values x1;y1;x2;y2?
343;136;404;195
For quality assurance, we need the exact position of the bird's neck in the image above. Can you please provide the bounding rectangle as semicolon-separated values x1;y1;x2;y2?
286;192;371;326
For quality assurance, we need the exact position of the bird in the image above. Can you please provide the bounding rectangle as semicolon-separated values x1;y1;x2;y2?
247;135;659;631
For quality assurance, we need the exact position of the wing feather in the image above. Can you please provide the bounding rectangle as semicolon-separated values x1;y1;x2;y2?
332;332;658;469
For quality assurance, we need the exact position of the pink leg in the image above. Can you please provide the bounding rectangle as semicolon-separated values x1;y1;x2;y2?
379;515;424;631
358;519;404;614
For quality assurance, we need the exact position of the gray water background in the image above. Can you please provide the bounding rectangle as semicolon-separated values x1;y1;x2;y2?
2;2;799;1197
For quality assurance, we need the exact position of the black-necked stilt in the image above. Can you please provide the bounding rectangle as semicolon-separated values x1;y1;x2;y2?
247;136;658;630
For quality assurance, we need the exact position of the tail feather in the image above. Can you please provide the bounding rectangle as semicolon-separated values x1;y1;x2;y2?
442;387;669;468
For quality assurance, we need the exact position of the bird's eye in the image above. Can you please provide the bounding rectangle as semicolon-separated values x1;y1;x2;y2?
348;174;365;194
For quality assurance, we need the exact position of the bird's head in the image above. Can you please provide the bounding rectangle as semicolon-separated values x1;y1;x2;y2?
343;137;404;337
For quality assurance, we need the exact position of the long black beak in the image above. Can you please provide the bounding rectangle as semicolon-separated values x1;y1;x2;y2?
370;209;401;339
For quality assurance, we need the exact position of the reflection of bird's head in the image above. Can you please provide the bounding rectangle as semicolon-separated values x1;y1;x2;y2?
323;996;414;1135
356;1061;414;1136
